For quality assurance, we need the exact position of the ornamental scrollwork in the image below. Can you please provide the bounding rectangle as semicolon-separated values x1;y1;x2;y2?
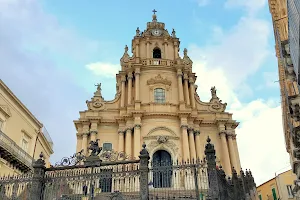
99;150;131;161
54;149;86;167
157;135;169;144
147;74;172;86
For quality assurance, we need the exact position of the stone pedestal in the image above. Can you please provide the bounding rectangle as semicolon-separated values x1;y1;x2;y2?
84;156;102;167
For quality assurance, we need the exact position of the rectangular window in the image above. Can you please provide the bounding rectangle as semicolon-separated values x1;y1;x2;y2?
154;88;166;103
258;194;262;200
103;143;112;151
287;185;294;198
272;188;277;200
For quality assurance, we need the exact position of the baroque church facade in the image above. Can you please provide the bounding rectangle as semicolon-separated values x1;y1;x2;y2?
74;12;241;176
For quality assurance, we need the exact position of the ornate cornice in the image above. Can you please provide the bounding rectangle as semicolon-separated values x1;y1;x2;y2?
147;74;172;86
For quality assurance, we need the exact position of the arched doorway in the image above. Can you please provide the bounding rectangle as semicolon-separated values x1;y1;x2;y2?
153;48;162;58
152;150;172;188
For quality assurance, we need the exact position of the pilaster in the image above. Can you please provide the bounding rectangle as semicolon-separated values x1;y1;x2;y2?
183;73;190;106
188;127;196;160
127;72;133;105
219;130;231;175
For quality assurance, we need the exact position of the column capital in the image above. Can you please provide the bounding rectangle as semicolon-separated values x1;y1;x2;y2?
194;130;200;135
125;127;133;132
82;132;89;137
219;130;227;136
134;124;141;129
183;73;189;80
187;127;194;132
127;72;133;79
118;130;125;134
189;77;195;84
180;125;188;129
90;130;98;135
121;75;126;82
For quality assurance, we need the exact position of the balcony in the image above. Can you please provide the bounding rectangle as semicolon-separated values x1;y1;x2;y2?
0;130;33;172
289;94;300;121
142;58;174;66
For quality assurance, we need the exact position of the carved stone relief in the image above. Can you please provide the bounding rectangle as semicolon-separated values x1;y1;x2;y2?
147;74;172;86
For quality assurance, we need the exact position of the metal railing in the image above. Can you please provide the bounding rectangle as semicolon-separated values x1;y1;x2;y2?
0;130;33;170
142;58;174;66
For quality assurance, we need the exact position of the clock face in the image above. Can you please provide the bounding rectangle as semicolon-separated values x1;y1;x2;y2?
152;29;162;36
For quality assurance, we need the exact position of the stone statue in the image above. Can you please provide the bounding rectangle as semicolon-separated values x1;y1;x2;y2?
136;27;140;36
94;83;102;97
211;86;217;98
172;28;176;38
88;139;102;156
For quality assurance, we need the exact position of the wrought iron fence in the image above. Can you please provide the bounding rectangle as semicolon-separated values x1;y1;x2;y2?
148;160;208;199
0;137;257;200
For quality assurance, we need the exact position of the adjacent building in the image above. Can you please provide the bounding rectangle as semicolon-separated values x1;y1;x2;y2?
257;169;296;200
74;12;243;179
0;80;54;175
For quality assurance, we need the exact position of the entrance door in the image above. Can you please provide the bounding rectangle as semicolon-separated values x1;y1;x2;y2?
152;150;172;188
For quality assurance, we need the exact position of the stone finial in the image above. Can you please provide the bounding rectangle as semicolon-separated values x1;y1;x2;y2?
124;45;128;53
94;83;102;97
184;48;188;56
140;143;149;156
207;136;211;143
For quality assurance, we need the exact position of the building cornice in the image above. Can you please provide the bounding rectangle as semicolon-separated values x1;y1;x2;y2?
0;80;43;128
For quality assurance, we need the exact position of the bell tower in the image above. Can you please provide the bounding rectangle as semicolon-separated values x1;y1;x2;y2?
131;9;180;61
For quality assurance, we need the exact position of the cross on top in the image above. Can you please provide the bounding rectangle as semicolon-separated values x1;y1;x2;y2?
152;9;157;14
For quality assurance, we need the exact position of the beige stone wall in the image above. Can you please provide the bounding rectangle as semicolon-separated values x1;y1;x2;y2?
0;80;53;174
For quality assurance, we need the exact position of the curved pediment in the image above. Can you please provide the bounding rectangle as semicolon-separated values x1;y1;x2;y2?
144;126;179;140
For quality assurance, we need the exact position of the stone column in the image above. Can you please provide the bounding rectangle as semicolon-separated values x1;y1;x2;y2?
125;128;133;157
188;128;196;161
233;134;242;173
177;70;184;102
194;130;202;159
118;130;125;152
90;121;98;142
181;125;190;162
134;125;141;159
227;133;238;170
127;72;133;105
76;134;83;153
219;131;231;175
174;41;179;59
121;75;126;107
135;69;140;101
139;144;150;200
164;41;168;59
82;133;88;156
183;74;190;106
135;43;139;57
146;40;150;61
189;77;196;109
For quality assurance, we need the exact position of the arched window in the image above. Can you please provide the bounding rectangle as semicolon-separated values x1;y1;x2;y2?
154;88;165;103
153;48;161;58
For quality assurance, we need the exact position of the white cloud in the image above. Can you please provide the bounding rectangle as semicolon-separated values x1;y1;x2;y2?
188;0;288;185
224;0;267;15
86;62;119;78
197;0;210;6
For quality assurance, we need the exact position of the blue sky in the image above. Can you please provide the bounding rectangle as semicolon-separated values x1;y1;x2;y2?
0;0;289;185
